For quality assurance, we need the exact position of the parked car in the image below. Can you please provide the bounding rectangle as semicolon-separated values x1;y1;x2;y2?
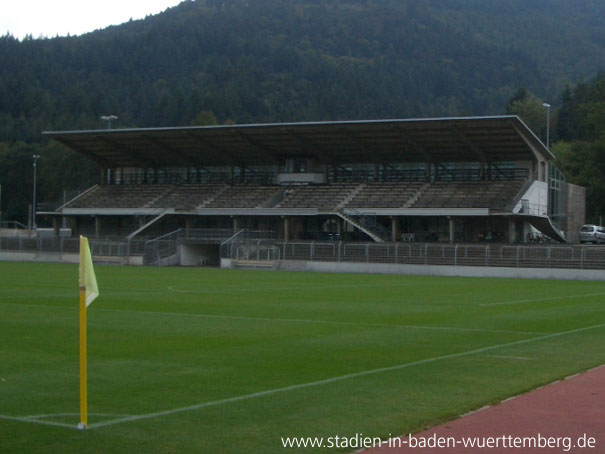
579;224;605;244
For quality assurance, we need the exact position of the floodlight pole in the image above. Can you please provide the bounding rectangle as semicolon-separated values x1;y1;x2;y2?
100;115;118;129
542;103;551;149
32;154;40;230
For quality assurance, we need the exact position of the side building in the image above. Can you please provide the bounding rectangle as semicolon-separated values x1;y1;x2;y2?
41;116;583;247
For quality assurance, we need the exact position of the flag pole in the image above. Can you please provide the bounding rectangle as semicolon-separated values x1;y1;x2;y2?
78;235;98;430
78;287;88;430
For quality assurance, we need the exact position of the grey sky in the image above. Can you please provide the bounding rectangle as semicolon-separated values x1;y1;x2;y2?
1;0;184;39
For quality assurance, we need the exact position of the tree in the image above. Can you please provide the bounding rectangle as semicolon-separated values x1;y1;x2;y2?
551;74;605;223
554;140;605;224
191;110;218;126
505;88;551;142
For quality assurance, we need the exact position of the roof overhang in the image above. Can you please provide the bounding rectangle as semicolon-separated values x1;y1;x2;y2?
492;212;566;243
43;116;553;168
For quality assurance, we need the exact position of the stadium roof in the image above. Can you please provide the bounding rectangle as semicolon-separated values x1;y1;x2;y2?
43;116;553;168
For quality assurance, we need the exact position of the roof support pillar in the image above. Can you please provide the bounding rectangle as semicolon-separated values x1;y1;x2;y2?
67;217;79;238
53;217;61;238
185;217;193;238
95;216;102;239
508;218;516;244
282;216;290;243
240;164;246;184
391;217;400;243
232;216;240;232
449;216;455;244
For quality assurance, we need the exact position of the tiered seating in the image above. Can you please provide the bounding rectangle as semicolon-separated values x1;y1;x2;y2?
277;183;358;210
413;180;524;209
205;184;281;208
68;185;173;208
66;180;525;213
346;182;425;208
150;184;227;210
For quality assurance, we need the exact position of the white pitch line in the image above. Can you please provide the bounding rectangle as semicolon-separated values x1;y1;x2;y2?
480;292;605;307
0;414;77;429
0;301;544;335
93;307;542;335
86;321;605;430
484;354;533;361
0;412;136;430
166;281;422;295
26;412;133;420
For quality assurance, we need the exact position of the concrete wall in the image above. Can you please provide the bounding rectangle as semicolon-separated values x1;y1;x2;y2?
565;182;586;243
222;258;605;281
0;228;36;238
0;251;80;264
515;180;548;215
0;251;142;266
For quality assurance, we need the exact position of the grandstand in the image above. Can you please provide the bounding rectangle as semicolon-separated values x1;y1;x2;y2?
41;116;585;264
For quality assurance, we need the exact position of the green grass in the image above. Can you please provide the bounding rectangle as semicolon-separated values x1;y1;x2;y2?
0;262;604;453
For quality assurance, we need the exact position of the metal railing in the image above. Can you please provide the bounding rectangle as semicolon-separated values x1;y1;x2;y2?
0;221;29;230
231;241;281;262
144;230;180;266
0;236;146;258
344;208;392;241
224;241;605;270
515;199;548;216
219;229;276;258
180;228;238;242
143;228;269;266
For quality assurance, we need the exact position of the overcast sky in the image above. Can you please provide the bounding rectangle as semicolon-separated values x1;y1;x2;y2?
1;0;184;39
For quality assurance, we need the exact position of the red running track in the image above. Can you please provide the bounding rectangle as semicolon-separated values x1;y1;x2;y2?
364;365;604;453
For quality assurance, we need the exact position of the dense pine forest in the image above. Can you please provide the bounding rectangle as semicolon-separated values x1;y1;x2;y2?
0;0;604;224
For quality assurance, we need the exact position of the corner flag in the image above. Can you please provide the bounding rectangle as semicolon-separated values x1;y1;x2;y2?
79;236;98;306
78;235;98;429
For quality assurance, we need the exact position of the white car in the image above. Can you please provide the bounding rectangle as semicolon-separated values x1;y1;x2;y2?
579;224;605;244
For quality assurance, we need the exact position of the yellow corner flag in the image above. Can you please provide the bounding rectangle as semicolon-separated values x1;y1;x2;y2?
78;236;98;430
79;236;99;306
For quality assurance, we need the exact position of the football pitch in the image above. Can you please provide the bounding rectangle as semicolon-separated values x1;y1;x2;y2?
1;261;604;453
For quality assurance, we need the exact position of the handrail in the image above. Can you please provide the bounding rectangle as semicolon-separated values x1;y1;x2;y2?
145;228;182;244
220;229;246;246
0;221;28;230
54;185;100;211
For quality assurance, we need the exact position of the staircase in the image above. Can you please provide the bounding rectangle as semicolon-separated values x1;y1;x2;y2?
198;185;230;208
144;185;176;208
337;211;390;242
126;210;168;240
336;183;366;210
403;182;430;208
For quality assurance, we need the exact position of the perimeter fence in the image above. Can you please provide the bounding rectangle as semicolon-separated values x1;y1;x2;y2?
227;241;605;270
5;233;605;271
0;236;146;261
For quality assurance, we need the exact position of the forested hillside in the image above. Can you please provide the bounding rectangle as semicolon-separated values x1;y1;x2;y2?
552;74;605;224
0;0;604;224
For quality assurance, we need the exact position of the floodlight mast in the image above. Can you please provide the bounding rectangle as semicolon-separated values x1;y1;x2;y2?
32;154;40;230
100;115;118;129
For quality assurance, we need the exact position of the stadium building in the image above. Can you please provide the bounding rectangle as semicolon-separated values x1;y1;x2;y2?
41;116;585;264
